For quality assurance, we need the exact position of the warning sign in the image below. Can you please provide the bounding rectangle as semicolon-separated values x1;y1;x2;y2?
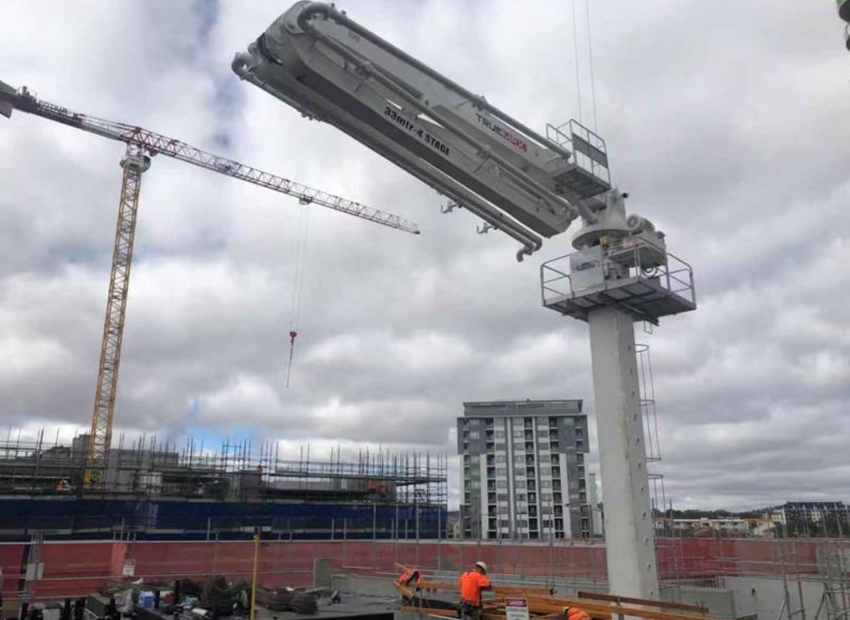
122;560;136;577
505;598;529;620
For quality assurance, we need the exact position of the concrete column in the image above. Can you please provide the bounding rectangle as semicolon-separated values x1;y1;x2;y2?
588;305;658;599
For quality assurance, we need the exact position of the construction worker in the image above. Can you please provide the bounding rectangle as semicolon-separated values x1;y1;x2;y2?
564;607;591;620
459;561;491;620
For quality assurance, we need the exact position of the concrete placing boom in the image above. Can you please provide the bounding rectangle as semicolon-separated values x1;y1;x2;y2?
232;2;614;260
235;2;697;600
0;79;417;487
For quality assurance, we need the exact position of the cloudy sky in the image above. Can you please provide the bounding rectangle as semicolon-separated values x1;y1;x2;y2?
0;0;848;511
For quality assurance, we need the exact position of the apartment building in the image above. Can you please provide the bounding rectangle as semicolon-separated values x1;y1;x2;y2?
457;399;591;539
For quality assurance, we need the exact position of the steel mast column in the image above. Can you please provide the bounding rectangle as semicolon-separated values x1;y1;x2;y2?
85;144;150;487
588;305;658;599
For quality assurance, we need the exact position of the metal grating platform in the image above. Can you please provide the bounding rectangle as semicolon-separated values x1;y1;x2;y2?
541;248;696;325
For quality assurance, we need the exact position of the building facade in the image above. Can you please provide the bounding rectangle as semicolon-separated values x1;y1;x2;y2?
457;399;591;540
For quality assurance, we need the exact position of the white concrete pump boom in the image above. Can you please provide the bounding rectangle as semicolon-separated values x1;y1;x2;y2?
234;2;698;602
232;0;612;260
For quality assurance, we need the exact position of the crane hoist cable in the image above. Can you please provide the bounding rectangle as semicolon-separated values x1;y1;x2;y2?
285;199;312;389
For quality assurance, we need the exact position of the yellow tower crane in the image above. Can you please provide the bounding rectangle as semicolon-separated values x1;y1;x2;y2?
0;79;419;487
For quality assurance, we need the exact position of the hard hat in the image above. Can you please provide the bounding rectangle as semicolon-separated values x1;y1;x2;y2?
475;561;488;573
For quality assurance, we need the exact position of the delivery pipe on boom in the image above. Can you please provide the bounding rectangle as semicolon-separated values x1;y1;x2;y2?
233;1;613;259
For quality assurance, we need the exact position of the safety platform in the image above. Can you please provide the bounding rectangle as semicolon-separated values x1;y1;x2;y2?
546;120;611;199
540;240;696;325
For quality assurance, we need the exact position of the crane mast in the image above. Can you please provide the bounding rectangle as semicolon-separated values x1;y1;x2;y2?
234;2;696;600
0;79;418;486
87;146;149;486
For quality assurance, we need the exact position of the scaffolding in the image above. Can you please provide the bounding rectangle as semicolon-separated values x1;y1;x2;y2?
0;429;447;540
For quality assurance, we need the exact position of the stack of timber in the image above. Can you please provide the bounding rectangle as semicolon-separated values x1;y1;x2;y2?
393;564;716;620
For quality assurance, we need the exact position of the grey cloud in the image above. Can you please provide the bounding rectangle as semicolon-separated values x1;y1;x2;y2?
0;0;848;513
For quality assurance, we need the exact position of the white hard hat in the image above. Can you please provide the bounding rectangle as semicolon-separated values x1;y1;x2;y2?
475;561;488;573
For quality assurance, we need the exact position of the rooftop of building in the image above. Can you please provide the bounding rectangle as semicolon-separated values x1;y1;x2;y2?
462;399;583;416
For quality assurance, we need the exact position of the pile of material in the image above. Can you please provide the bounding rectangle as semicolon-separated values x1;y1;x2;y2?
255;586;297;611
201;576;248;617
393;564;717;620
255;585;328;615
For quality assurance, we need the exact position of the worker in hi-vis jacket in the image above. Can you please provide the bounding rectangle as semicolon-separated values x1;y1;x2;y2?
459;561;492;620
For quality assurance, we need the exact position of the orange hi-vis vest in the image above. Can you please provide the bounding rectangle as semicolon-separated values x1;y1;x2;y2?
566;607;591;620
459;571;491;606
